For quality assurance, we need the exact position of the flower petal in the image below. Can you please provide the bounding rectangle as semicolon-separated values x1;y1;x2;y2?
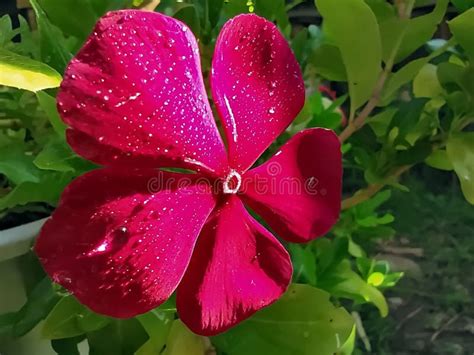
35;169;215;318
211;14;305;172
177;196;292;336
58;10;228;175
242;128;342;242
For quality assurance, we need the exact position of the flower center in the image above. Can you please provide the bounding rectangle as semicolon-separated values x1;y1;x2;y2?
223;170;242;194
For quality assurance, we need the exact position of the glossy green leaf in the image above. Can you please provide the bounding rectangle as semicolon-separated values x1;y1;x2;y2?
451;0;474;12
379;0;449;63
386;98;429;145
42;296;110;339
162;320;205;355
318;260;388;317
413;63;443;98
310;44;347;81
0;48;61;92
136;309;173;354
289;244;317;285
446;133;474;204
36;91;67;136
212;284;354;355
87;319;148;355
368;108;397;136
381;37;453;105
30;0;72;73
174;5;201;36
365;0;394;21
34;139;92;173
316;0;382;115
0;172;73;210
336;325;356;355
51;337;83;355
425;149;454;171
37;0;97;39
449;8;474;61
255;0;290;34
0;146;41;185
13;278;60;337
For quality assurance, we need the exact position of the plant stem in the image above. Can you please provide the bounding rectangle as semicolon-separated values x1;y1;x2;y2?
134;0;160;11
341;165;411;210
339;0;415;144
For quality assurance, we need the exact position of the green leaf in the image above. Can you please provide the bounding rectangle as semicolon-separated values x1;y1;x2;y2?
34;139;92;173
368;108;397;136
0;48;61;92
29;0;72;73
13;278;60;337
289;244;317;285
87;319;148;355
451;0;474;12
136;309;173;354
42;296;110;339
162;320;205;355
355;190;391;218
36;91;67;136
446;132;474;204
413;63;443;98
37;0;97;39
449;8;474;61
336;325;356;355
379;0;449;63
51;337;83;355
425;149;454;171
255;0;290;34
0;146;41;185
174;5;201;36
316;0;382;115
386;98;429;145
0;172;73;210
381;37;453;105
310;44;347;81
318;260;388;317
208;0;225;29
212;284;354;355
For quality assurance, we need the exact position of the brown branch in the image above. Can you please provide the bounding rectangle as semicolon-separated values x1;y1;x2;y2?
339;0;415;144
430;314;460;342
341;165;411;210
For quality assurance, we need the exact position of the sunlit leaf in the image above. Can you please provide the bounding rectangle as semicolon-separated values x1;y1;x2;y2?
449;8;474;61
316;0;382;115
162;320;205;355
446;133;474;204
379;0;449;63
42;296;110;339
0;48;61;92
425;149;454;171
413;63;443;98
318;260;388;317
212;284;354;355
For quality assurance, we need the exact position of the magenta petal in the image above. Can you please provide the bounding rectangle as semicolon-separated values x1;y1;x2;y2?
35;169;215;317
58;10;228;175
177;196;292;336
242;128;342;242
211;14;305;172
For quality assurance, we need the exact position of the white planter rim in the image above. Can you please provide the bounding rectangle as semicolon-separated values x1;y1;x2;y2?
0;218;48;262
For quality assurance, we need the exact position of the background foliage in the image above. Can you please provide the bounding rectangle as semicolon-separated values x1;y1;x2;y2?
0;0;473;354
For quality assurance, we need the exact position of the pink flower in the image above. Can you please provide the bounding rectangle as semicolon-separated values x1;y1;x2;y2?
35;10;342;335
